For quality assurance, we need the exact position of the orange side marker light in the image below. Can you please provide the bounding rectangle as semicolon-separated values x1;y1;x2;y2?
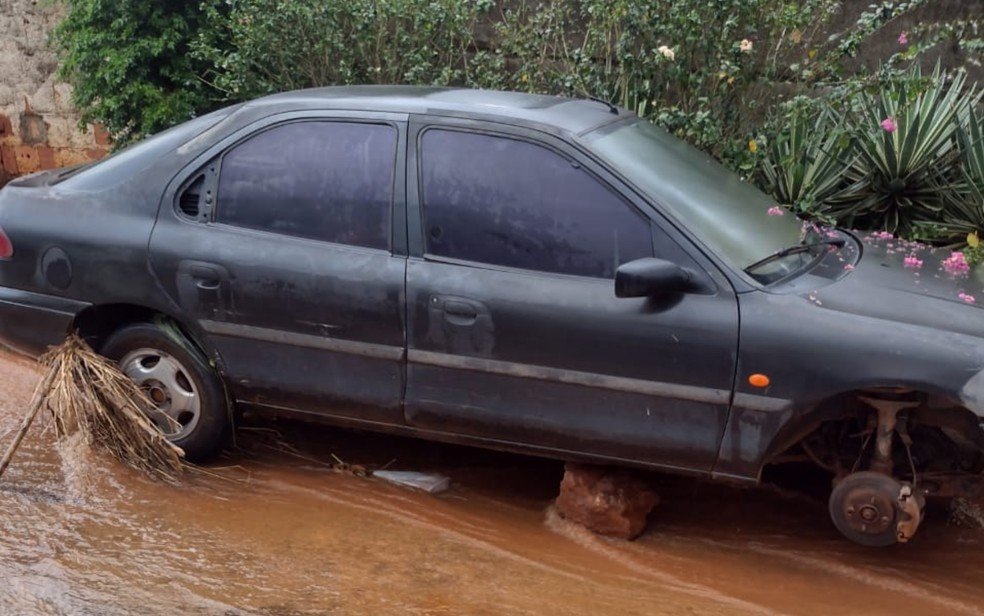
748;373;770;388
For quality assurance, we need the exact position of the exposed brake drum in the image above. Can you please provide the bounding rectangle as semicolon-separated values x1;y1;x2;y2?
829;471;925;546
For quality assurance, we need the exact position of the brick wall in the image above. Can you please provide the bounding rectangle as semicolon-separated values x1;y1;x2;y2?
0;0;108;187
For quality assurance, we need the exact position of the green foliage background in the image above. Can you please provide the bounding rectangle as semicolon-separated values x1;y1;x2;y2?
51;0;214;141
51;0;984;244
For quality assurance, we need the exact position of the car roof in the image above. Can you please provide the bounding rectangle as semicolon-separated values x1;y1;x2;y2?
247;85;626;135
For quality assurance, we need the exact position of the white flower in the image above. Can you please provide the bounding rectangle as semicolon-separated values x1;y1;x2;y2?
657;45;675;61
739;39;753;53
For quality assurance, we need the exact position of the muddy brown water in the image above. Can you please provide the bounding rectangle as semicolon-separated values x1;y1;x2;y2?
2;349;984;615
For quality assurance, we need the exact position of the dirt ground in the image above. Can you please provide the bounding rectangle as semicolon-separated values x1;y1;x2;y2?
2;348;983;615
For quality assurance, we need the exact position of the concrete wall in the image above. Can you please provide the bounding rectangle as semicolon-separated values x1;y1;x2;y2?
0;0;108;186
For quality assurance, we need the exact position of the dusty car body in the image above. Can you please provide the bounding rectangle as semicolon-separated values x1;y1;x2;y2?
1;86;983;545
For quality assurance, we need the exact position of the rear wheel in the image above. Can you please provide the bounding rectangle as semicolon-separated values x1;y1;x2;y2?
101;322;228;462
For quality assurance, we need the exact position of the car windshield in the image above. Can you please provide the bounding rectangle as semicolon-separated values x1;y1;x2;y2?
582;118;804;274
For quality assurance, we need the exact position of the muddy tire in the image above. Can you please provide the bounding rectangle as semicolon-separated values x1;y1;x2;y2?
101;322;229;462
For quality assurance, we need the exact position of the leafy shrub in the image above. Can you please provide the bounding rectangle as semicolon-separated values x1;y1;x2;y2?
54;0;981;162
482;0;841;167
193;0;493;100
940;106;984;239
831;66;979;235
757;102;854;219
760;65;984;242
50;0;983;247
51;0;216;143
186;0;852;168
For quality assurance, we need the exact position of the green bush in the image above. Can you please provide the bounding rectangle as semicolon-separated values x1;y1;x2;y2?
187;0;839;167
193;0;493;99
832;66;979;236
760;65;984;243
54;0;980;160
187;0;980;176
50;0;983;246
756;102;854;220
932;106;984;243
51;0;216;143
481;0;842;168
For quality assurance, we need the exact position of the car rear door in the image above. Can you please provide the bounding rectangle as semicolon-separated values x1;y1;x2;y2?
404;117;739;473
149;111;409;424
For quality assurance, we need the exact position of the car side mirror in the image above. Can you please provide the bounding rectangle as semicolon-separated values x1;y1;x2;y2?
615;258;693;298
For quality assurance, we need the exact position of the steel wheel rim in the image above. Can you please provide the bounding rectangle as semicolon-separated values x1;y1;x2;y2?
119;348;201;440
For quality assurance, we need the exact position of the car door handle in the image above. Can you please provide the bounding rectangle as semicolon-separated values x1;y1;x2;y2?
443;300;479;324
189;264;222;290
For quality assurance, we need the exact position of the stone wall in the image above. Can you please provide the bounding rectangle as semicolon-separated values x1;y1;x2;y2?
0;0;108;186
837;0;984;82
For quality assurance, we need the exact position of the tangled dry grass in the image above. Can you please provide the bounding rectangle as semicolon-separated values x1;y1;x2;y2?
0;335;185;483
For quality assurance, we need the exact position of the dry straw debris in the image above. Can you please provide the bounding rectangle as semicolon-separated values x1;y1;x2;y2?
0;335;186;483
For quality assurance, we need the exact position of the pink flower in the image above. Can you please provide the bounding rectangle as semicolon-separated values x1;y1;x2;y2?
903;254;923;270
958;292;976;305
871;231;894;240
881;117;897;133
898;31;909;46
843;263;855;271
767;206;785;217
942;251;971;277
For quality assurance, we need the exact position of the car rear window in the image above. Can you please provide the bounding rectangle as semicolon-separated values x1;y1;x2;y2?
419;128;652;278
215;121;397;250
57;107;235;191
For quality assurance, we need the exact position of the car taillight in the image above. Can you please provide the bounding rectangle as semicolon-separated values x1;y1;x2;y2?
0;226;12;259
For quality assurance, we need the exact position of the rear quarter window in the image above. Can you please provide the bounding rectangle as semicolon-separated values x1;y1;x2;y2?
57;108;234;191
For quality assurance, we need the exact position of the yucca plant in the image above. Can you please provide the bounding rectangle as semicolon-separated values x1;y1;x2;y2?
758;107;856;218
931;105;984;240
824;65;981;235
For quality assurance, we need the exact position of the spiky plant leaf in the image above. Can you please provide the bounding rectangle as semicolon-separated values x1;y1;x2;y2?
825;65;981;235
928;104;984;240
758;108;856;216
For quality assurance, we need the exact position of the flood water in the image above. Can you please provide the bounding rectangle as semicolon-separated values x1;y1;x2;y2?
2;348;984;615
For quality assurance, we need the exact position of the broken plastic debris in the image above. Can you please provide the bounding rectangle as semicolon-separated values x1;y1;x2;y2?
373;470;450;494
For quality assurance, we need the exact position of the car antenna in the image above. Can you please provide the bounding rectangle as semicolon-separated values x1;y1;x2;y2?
586;96;619;115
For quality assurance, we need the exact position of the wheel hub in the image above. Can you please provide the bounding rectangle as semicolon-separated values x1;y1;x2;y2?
829;471;909;547
118;348;201;441
148;386;168;405
841;491;895;535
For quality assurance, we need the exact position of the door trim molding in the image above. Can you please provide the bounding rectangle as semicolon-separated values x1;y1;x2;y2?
200;320;405;361
409;348;731;404
731;392;794;413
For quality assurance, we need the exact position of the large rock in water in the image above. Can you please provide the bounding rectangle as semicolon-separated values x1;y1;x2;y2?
555;463;659;540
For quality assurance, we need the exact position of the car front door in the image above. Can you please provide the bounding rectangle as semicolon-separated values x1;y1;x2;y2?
404;118;739;473
149;112;408;424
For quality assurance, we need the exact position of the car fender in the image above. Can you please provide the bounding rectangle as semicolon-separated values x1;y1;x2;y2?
713;291;984;482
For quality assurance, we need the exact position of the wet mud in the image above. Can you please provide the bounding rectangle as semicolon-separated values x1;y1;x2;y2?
2;348;983;615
